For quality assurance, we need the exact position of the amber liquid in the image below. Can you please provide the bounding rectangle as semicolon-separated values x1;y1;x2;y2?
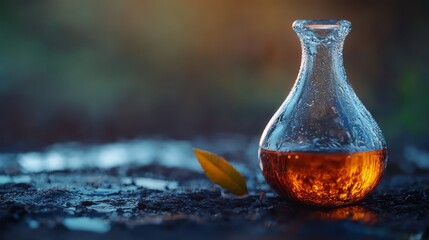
259;149;387;207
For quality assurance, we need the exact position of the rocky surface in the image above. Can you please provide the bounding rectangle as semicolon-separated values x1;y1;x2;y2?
0;138;428;239
0;165;428;240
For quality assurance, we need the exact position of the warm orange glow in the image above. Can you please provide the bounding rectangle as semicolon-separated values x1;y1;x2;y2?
260;149;387;207
316;206;378;223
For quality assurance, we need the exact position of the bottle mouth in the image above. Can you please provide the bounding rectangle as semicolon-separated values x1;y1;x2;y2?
292;20;351;45
305;24;340;29
293;20;351;30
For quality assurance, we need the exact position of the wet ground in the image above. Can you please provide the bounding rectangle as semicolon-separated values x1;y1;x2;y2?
0;136;429;239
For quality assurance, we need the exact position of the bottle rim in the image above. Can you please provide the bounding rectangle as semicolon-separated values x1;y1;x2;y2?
292;20;351;45
292;19;351;30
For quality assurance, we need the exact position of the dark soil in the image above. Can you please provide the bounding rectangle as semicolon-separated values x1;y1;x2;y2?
1;163;429;240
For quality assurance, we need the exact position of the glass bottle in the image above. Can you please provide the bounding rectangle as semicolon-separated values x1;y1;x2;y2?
259;20;387;207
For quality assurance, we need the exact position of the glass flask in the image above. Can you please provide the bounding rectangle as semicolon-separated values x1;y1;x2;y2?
259;20;387;207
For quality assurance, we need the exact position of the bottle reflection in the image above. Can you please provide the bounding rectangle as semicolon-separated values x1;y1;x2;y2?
314;206;377;224
269;205;378;224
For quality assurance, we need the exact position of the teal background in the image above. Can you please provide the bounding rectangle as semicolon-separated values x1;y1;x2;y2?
0;1;428;152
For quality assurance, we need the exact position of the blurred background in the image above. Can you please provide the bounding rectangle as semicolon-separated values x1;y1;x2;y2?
0;0;428;158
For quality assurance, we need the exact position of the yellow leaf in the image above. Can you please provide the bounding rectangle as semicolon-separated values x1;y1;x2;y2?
193;148;248;196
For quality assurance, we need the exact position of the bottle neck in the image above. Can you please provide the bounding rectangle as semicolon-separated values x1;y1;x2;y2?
292;20;351;89
299;42;346;86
